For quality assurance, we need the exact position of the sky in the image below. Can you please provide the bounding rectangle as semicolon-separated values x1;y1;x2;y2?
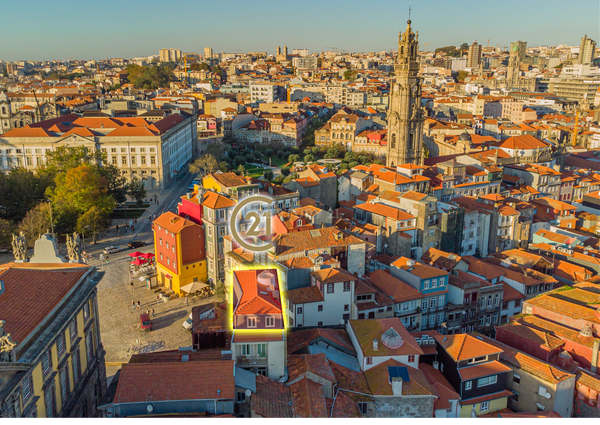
2;0;599;61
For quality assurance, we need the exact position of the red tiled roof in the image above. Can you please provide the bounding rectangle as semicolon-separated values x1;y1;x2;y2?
364;359;435;396
288;353;336;383
233;269;282;315
434;334;502;362
349;318;423;357
252;374;292;418
0;264;90;344
364;269;422;303
458;360;512;380
287;328;355;355
114;360;235;403
420;363;460;410
289;378;328;418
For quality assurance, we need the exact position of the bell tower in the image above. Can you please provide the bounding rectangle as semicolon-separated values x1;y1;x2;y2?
386;19;424;167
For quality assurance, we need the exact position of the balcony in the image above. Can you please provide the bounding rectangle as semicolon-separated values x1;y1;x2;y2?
236;355;268;366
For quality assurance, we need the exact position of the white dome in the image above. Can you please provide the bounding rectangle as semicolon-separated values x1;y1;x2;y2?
381;327;404;349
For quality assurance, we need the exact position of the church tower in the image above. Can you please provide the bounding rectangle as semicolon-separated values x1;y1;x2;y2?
507;44;520;87
386;19;424;167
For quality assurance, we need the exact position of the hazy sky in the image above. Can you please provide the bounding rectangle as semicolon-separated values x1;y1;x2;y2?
2;0;599;61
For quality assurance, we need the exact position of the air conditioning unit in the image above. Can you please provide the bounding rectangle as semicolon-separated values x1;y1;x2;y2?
429;340;435;346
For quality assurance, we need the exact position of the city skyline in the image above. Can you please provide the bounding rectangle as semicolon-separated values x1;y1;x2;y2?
1;0;598;61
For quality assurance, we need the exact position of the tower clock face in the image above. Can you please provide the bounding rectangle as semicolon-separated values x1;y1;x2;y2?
411;84;418;95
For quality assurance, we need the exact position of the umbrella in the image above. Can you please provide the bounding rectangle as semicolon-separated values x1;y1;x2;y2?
129;251;144;257
140;252;155;259
180;281;208;294
131;258;148;266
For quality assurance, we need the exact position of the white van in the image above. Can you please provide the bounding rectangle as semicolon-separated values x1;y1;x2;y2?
183;312;193;331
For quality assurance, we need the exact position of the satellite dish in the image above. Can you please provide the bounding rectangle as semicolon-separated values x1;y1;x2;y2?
147;404;154;413
245;389;252;398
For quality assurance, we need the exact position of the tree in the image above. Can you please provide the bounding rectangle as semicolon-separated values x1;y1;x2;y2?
0;168;54;223
304;154;316;163
219;161;231;172
0;218;15;247
190;62;211;71
212;65;222;76
263;169;274;181
189;153;219;177
77;206;110;244
127;64;174;89
281;167;291;177
343;68;354;81
206;142;225;160
48;165;115;232
2;67;7;78
273;175;285;185
237;164;246;175
459;42;469;51
18;202;52;247
288;154;300;164
456;70;468;82
214;280;228;300
128;180;147;207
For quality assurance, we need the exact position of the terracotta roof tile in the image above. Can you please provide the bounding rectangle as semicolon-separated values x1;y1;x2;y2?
289;378;328;418
364;269;422;303
349;318;423;357
287;328;356;355
153;211;197;234
364;359;436;396
0;264;90;344
288;353;336;383
434;334;502;362
458;360;512;380
233;269;282;315
252;374;292;417
273;227;366;257
286;286;324;305
114;360;235;403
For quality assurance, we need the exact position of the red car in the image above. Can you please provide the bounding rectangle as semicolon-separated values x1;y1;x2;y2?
140;314;152;331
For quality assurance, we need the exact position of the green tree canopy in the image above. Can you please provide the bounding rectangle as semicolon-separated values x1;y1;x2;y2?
128;180;147;207
0;168;54;223
127;64;174;89
77;206;110;244
189;153;219;177
18;202;52;247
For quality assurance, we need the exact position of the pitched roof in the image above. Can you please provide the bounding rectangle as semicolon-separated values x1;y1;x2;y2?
348;318;423;357
233;269;282;315
252;374;292;418
458;360;512;380
328;360;371;402
433;334;502;362
273;227;366;256
114;360;235;403
473;334;575;385
420;247;463;271
286;286;324;305
364;359;436;397
209;172;254;188
153;211;197;234
310;268;356;284
287;328;355;355
354;202;415;221
0;264;90;344
289;378;328;418
391;257;449;280
419;363;460;410
363;269;422;303
288;353;336;383
199;191;237;209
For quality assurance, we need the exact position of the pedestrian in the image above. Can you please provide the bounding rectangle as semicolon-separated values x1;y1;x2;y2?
131;281;134;291
116;225;119;232
132;225;135;232
146;309;149;316
135;219;137;224
157;201;159;206
131;300;135;311
137;300;141;309
185;296;189;306
151;308;155;317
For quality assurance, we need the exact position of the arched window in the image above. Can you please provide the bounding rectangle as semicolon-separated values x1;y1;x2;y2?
400;46;404;56
408;133;414;150
333;132;337;139
391;134;396;149
346;133;350;140
1;107;5;115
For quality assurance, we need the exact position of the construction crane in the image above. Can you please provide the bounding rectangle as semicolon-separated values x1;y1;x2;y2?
421;42;431;52
487;39;490;48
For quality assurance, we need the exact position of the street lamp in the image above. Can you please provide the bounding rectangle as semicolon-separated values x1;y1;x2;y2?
46;199;55;235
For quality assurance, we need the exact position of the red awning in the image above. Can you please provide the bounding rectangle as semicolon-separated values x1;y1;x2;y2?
165;274;173;279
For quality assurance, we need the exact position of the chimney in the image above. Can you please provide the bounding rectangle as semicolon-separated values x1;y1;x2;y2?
373;338;379;351
391;377;403;396
592;339;600;374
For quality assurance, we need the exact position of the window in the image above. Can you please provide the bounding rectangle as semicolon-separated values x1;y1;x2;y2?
512;391;519;404
481;401;489;412
465;381;472;390
60;366;69;402
318;321;323;326
366;357;372;365
343;314;350;321
358;402;368;414
431;279;437;288
513;373;520;384
57;332;66;355
422;299;428;310
343;281;351;292
344;304;349;311
86;332;94;363
42;350;52;374
257;344;266;357
327;283;334;294
237;392;246;403
241;344;251;356
477;375;497;387
72;350;80;383
437;312;444;322
45;386;55;418
408;355;415;362
358;313;365;319
266;317;274;327
21;375;32;401
430;297;437;308
121;156;127;165
438;295;445;306
297;307;303;314
69;318;77;341
423;280;430;290
536;403;545;411
83;302;90;320
247;317;256;328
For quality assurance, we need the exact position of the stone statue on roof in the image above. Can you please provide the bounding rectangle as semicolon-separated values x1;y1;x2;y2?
11;232;28;262
0;320;17;362
66;232;83;263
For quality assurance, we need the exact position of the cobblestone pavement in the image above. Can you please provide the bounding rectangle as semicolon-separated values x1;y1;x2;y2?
92;248;218;363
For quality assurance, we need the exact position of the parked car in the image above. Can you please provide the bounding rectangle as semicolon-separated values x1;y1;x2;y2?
128;241;147;249
103;246;122;254
187;184;195;192
183;312;193;331
140;314;152;331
